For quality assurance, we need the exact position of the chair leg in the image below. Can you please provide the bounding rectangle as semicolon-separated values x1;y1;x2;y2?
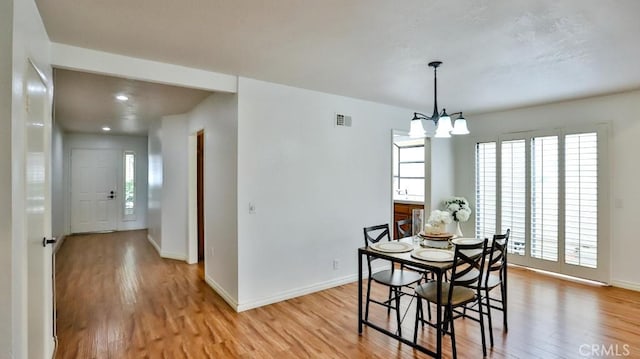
413;297;422;343
365;278;372;321
449;307;457;359
387;287;393;315
485;289;494;347
394;287;402;336
477;298;487;357
501;282;508;332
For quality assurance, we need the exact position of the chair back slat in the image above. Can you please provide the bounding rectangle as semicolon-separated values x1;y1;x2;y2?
364;224;390;245
449;239;488;299
363;224;392;272
395;219;412;240
486;229;510;275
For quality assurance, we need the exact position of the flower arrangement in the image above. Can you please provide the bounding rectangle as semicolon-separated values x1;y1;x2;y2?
425;210;452;234
443;197;472;222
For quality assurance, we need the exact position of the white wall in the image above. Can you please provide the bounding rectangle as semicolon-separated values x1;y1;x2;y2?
429;138;456;216
63;133;148;233
0;0;14;355
188;93;239;305
236;77;411;310
4;0;52;357
453;89;640;289
159;115;189;259
147;120;163;250
51;121;65;249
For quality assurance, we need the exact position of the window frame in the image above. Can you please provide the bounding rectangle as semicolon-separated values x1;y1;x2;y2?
393;143;426;200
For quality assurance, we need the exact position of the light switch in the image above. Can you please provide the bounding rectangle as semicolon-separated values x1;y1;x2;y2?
249;202;256;214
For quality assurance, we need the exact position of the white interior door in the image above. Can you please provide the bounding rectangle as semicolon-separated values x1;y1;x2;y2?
71;149;119;233
25;60;55;358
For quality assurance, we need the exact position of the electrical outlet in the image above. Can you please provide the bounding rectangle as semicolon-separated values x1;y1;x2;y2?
333;259;339;270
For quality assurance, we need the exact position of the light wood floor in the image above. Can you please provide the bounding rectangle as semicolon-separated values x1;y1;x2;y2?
55;230;640;358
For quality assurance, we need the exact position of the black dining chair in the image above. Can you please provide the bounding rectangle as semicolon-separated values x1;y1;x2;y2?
459;229;510;347
482;229;510;344
413;238;489;358
395;218;412;240
363;224;422;336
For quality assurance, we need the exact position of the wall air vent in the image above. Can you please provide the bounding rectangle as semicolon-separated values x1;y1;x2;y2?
335;113;352;127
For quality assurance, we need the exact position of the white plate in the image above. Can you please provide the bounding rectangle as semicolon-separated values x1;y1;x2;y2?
369;241;414;253
451;237;483;245
411;248;454;262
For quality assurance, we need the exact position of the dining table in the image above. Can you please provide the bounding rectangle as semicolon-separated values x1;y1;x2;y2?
357;236;483;358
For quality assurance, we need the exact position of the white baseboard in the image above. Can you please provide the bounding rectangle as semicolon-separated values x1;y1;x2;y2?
160;251;186;261
52;234;66;254
236;273;360;312
611;280;640;292
147;234;161;255
204;274;239;311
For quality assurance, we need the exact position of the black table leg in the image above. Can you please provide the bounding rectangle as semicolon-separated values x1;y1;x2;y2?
358;250;363;334
436;270;443;358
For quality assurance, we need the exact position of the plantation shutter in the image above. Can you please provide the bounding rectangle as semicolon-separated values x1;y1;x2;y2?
565;133;598;268
475;142;497;239
501;140;526;255
531;136;559;261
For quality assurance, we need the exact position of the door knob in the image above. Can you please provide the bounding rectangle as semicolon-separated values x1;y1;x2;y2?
42;237;57;247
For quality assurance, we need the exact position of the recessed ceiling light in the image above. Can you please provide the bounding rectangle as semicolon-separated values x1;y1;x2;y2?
102;126;111;131
115;94;129;101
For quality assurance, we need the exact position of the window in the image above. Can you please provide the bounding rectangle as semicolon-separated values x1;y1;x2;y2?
501;140;526;255
124;152;135;218
565;133;598;268
475;142;496;239
474;128;604;281
393;141;425;201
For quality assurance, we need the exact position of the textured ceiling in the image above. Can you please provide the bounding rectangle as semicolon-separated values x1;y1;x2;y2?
53;69;211;135
38;0;640;118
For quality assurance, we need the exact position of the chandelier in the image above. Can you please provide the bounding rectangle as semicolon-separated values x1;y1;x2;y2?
409;61;469;138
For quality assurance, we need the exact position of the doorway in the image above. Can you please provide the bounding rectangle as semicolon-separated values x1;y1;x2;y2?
197;130;205;262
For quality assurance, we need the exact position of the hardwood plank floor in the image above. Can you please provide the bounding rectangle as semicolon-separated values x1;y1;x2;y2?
55;230;640;358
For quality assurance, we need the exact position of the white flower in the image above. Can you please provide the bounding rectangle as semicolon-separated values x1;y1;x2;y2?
427;210;452;225
456;208;471;222
443;196;472;223
448;203;460;212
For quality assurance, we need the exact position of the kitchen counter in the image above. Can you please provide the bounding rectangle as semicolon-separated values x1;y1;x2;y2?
393;198;425;205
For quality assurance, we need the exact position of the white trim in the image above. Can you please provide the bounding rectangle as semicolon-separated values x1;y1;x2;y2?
51;43;237;93
236;273;366;312
611;280;640;292
52;234;66;254
186;133;198;265
204;274;239;311
159;251;186;261
146;234;161;255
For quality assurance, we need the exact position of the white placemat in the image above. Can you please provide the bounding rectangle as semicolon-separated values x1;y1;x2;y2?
411;248;454;262
369;241;414;253
451;237;483;245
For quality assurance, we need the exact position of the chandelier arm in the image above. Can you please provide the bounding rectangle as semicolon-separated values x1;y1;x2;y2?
413;112;434;121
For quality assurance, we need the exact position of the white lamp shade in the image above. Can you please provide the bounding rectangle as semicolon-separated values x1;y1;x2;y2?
437;115;452;133
409;118;426;138
451;118;470;135
434;124;451;138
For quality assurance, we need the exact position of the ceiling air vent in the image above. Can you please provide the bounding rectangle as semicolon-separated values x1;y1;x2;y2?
335;113;352;127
